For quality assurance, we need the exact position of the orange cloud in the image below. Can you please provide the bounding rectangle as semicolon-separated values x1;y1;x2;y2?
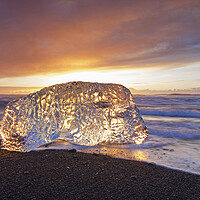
0;0;200;78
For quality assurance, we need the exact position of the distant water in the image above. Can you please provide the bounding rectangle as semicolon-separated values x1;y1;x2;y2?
0;94;200;175
133;94;200;174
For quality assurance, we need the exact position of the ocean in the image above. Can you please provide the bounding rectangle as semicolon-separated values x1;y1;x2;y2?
134;94;200;174
0;94;200;175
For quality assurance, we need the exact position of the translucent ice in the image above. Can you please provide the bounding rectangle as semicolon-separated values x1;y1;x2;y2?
0;82;148;152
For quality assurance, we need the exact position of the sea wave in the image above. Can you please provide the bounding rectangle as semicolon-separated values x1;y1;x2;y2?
140;109;200;118
134;96;200;108
134;95;200;100
148;128;200;139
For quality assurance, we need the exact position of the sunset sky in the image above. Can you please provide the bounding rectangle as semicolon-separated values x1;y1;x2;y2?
0;0;200;94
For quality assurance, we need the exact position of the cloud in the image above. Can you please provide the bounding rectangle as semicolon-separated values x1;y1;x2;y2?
0;0;200;78
0;86;41;94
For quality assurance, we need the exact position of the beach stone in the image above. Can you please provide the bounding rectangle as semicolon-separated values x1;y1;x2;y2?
68;149;77;153
148;162;156;166
0;81;148;152
131;175;137;180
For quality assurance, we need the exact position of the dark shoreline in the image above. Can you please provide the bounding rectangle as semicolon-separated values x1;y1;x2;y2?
0;149;199;200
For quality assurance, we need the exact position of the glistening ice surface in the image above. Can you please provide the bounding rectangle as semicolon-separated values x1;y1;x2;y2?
0;82;148;152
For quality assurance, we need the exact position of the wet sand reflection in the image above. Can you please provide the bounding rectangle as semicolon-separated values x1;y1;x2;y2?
80;146;149;161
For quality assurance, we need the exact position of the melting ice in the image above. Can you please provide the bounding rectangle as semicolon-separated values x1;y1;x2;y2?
0;82;148;152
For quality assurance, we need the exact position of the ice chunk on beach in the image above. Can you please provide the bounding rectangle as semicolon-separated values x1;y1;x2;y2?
0;82;148;152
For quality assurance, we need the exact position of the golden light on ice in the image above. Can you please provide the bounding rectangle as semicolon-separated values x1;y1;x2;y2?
135;138;145;145
0;82;148;151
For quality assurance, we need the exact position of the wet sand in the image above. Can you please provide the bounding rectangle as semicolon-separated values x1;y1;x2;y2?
0;149;199;200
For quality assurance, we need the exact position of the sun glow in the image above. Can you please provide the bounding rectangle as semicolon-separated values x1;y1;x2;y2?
0;69;154;94
1;64;199;95
60;58;98;68
45;70;145;87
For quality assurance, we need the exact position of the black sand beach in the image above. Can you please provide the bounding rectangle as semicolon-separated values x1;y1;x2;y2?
0;149;199;200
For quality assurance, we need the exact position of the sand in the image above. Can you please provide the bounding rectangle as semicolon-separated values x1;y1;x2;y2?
0;149;199;200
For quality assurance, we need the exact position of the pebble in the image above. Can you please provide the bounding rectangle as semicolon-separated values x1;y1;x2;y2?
131;175;137;180
68;149;77;153
148;162;156;166
73;155;78;158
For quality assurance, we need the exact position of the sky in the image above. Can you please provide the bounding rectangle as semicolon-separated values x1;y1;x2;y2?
0;0;200;94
